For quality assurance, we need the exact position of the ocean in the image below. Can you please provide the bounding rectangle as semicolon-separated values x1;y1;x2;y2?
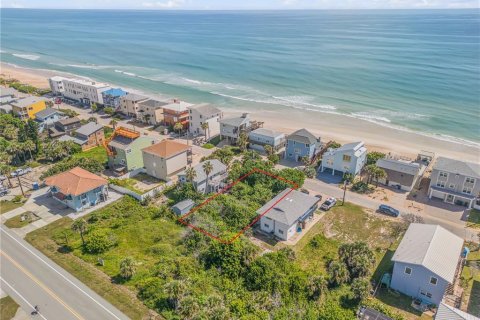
1;9;479;144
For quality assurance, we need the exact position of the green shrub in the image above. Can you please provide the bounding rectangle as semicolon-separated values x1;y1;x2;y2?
84;229;117;254
202;143;215;149
351;181;373;194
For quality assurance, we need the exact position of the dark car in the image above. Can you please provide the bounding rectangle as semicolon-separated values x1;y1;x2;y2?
378;204;400;217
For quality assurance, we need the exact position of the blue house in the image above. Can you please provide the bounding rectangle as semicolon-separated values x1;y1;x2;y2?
390;224;464;306
284;128;321;162
35;108;66;133
320;141;367;176
45;167;109;212
101;88;128;109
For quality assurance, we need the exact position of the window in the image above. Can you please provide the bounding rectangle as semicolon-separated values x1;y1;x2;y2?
126;149;132;154
404;267;412;275
264;223;269;228
466;177;475;184
439;172;448;178
449;184;455;189
306;144;309;147
426;292;432;298
278;230;284;234
463;187;472;194
436;182;445;188
430;277;438;285
343;155;352;162
294;148;300;154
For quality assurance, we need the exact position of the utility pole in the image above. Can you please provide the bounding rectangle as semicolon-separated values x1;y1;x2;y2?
17;175;25;197
342;180;347;205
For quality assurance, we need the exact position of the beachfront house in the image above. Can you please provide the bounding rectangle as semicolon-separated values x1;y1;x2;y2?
178;159;227;194
0;86;20;105
49;117;82;138
320;141;367;176
258;188;321;241
119;93;149;118
34;108;66;133
11;96;48;121
284;128;321;162
142;140;191;181
390;223;464;306
59;122;105;151
435;302;480;320
172;199;195;216
428;157;480;209
219;113;252;144
45;167;108;212
188;103;223;139
163;99;192;129
62;78;111;107
376;157;425;191
137;99;168;125
101;88;128;109
48;76;69;96
248;128;286;152
107;130;156;173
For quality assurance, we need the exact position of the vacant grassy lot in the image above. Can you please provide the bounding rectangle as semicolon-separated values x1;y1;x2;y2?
467;209;480;229
4;212;35;228
0;296;19;320
72;146;108;164
461;244;480;316
0;200;24;214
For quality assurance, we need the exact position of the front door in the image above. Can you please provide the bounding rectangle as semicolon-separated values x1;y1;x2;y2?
446;194;455;204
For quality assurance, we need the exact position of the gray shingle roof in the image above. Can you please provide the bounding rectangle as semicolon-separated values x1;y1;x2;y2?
256;189;320;226
108;135;136;150
287;128;318;145
123;93;148;102
433;157;480;179
179;159;226;183
219;114;250;127
58;117;81;126
35;108;62;119
75;122;103;137
189;103;222;116
376;158;421;176
392;224;463;283
249;128;285;139
435;302;480;320
0;86;18;97
138;99;168;109
172;199;195;212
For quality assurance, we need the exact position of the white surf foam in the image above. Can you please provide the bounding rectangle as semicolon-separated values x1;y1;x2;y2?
12;53;40;61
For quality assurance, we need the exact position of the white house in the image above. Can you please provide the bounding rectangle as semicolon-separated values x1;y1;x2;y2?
119;93;150;118
320;141;367;176
178;159;227;194
48;76;69;96
219;113;251;143
34;108;67;133
258;189;320;241
188;103;223;139
248;128;286;152
62;78;111;107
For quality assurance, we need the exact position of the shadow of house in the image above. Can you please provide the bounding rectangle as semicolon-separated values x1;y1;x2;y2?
468;280;480;316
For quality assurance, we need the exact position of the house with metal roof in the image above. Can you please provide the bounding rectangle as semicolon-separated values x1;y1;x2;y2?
101;88;128;109
119;93;149;117
171;199;196;216
35;108;67;133
284;128;321;162
435;302;479;320
428;157;480;209
258;188;321;241
390;224;464;305
248;128;286;152
376;157;425;191
44;167;108;212
188;103;223;139
219;113;252;144
320;141;367;176
178;159;227;194
142;140;191;181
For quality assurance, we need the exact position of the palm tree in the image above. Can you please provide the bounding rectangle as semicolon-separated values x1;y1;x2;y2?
201;122;210;141
109;119;118;130
71;219;88;246
119;257;137;279
91;103;98;113
174;122;183;136
0;164;13;188
263;145;274;157
6;142;23;165
364;164;377;184
3;125;18;140
185;167;197;191
164;279;187;310
328;261;349;286
373;167;387;187
22;140;36;160
202;161;213;193
301;155;311;167
237;132;248;152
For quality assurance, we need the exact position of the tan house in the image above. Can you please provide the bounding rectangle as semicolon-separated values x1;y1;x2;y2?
142;140;191;181
137;99;168;125
120;93;149;117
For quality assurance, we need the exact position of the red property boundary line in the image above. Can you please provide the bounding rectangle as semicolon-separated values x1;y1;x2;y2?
177;168;299;244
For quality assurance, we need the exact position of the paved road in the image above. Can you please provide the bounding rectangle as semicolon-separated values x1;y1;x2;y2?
0;225;129;320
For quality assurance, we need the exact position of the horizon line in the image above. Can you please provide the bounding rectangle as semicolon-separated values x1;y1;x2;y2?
1;7;479;11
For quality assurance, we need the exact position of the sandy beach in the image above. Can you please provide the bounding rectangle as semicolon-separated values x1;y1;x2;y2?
2;62;479;163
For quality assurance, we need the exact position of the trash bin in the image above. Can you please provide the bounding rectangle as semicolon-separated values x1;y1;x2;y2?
32;182;39;190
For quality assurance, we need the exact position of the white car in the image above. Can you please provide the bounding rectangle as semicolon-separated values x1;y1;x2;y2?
11;167;32;177
320;197;337;211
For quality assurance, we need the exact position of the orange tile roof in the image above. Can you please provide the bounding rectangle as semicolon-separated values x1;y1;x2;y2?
44;167;107;196
142;139;190;159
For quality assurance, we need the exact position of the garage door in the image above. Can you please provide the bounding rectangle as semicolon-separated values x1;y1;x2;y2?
431;190;445;200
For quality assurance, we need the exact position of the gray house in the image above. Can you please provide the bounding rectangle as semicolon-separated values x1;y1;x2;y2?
376;158;424;191
35;108;66;133
428;157;480;209
248;128;286;152
178;159;227;194
172;199;195;216
390;223;463;306
258;188;321;241
284;128;321;162
320;141;367;176
219;113;251;143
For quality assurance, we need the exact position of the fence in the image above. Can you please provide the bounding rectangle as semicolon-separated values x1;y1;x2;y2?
116;167;146;179
109;180;174;201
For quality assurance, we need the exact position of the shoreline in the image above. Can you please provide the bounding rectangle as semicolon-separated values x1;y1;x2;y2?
1;62;479;162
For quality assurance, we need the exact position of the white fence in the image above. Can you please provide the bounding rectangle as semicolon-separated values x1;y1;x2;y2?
109;181;174;201
116;167;146;179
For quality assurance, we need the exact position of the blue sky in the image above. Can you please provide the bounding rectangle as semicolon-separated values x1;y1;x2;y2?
1;0;479;9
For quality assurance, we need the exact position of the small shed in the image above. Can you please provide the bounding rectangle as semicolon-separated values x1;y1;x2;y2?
172;199;195;216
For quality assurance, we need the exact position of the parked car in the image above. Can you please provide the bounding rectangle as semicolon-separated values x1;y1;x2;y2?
11;167;32;177
0;187;9;197
321;197;337;211
300;188;310;194
0;175;6;181
378;204;400;217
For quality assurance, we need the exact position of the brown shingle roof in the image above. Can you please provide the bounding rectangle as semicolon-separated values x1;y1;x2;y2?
44;167;107;196
142;140;190;159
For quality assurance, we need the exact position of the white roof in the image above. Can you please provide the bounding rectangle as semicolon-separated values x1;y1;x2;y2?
433;157;480;179
325;141;366;158
163;101;193;112
63;78;110;89
249;128;285;139
435;302;480;320
392;224;463;283
49;76;71;82
188;103;221;116
377;158;421;175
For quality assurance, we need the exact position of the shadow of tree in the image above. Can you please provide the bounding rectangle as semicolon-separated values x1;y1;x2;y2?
467;280;480;316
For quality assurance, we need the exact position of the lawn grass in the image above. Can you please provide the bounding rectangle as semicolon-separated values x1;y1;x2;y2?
4;212;34;228
461;245;480;316
108;178;144;194
0;296;19;320
0;200;24;214
72;146;108;165
466;209;480;229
